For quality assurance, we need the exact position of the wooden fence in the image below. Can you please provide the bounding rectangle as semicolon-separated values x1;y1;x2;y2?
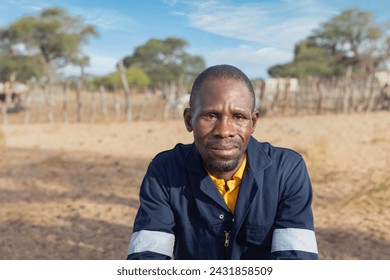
253;75;390;116
1;76;390;124
0;86;186;124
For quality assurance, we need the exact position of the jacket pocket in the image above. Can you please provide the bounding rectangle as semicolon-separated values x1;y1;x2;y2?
244;225;272;246
237;225;273;260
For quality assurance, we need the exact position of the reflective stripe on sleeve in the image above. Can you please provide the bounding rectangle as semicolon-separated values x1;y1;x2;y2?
128;230;175;257
271;228;318;254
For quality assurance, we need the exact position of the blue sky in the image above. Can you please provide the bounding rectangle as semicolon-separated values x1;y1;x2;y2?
1;0;389;79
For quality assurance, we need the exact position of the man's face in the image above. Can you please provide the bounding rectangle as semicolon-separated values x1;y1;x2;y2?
184;78;258;179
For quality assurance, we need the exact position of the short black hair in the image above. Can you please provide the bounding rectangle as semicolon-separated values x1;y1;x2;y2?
189;64;255;111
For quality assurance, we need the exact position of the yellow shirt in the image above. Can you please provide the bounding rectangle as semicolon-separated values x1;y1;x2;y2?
208;154;247;213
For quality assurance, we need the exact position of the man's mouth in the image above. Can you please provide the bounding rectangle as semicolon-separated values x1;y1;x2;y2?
206;142;240;158
209;144;237;150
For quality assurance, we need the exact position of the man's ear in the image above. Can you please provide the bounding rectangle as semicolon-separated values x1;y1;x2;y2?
183;108;193;132
251;111;259;133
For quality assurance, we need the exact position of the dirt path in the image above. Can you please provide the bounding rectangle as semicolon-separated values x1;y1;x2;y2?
1;112;389;259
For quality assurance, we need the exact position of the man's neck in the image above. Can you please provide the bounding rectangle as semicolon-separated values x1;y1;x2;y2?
208;170;237;181
206;155;246;181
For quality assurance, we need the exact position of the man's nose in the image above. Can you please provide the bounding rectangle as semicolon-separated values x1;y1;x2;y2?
213;116;235;138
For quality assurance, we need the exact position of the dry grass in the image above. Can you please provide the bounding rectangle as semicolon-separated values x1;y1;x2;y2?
1;112;390;259
292;137;343;184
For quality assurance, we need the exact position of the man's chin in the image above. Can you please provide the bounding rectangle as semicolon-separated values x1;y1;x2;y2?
205;158;240;173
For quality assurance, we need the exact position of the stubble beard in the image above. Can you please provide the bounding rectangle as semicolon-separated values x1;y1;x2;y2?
204;157;241;173
201;138;244;174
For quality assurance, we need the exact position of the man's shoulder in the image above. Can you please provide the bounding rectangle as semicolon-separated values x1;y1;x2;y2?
248;138;308;186
152;143;193;164
249;137;304;167
147;143;195;177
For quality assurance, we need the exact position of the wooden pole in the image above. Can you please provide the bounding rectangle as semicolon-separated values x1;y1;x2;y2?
23;80;34;125
100;86;108;121
90;89;97;123
76;68;85;122
62;81;69;123
0;82;9;125
113;88;121;121
118;60;132;122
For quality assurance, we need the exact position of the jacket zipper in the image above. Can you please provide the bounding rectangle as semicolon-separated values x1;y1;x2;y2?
224;230;231;247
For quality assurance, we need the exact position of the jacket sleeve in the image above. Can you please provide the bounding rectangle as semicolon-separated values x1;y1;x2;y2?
127;159;175;260
271;157;318;260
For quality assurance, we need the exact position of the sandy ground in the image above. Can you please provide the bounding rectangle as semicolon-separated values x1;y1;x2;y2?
0;112;389;259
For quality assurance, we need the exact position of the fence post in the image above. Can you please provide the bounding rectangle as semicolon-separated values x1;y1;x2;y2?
90;89;97;123
113;88;121;121
136;87;151;120
118;60;132;122
0;82;10;125
343;67;353;113
316;79;323;114
62;81;69;123
43;75;55;124
23;81;34;125
100;86;108;121
76;73;84;122
365;75;377;112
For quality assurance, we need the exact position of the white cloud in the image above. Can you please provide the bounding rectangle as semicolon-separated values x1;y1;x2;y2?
2;1;139;32
86;52;119;75
164;0;180;6
208;45;292;65
61;52;118;77
205;45;293;78
180;0;334;48
69;7;140;32
4;0;45;11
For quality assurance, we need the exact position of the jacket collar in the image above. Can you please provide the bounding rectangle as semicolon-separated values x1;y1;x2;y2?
184;143;229;211
232;136;272;229
184;143;207;175
246;136;272;174
183;137;273;214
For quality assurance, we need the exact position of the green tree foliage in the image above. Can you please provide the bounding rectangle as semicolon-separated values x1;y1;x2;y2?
314;8;388;74
0;7;98;82
0;54;44;83
269;38;344;78
268;8;390;78
88;65;150;91
123;37;205;89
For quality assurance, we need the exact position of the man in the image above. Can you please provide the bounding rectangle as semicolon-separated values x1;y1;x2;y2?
127;64;318;259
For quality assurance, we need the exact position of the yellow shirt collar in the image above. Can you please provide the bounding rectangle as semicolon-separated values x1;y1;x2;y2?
208;154;247;193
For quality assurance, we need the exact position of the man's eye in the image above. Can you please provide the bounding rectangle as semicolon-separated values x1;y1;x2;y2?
233;114;246;120
205;113;217;119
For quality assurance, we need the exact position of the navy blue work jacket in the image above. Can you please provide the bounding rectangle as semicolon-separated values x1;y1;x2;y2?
127;136;318;259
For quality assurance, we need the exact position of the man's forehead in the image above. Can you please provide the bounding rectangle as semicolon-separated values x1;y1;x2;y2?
198;78;247;94
190;77;254;112
198;78;250;98
201;77;246;86
195;81;252;110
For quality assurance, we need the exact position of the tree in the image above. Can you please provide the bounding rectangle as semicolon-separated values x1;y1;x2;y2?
0;54;44;83
88;65;150;91
0;7;98;84
268;8;390;78
269;38;344;78
314;8;388;75
123;37;205;90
